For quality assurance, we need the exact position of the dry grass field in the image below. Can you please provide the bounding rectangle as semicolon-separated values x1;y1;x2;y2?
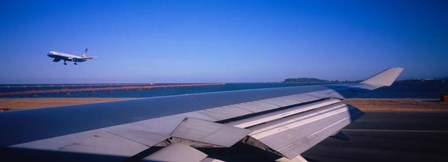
345;98;448;112
1;98;447;112
0;98;130;111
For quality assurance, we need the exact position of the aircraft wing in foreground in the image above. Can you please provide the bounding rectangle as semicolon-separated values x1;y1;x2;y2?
0;68;404;162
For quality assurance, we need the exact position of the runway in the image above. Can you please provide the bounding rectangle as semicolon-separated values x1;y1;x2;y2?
302;112;448;162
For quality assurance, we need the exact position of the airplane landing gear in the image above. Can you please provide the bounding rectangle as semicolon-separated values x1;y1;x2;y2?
63;61;67;65
74;62;77;65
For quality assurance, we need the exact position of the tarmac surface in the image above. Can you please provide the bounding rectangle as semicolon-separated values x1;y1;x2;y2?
303;112;448;162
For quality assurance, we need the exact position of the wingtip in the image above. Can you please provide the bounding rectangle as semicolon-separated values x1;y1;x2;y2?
361;67;404;87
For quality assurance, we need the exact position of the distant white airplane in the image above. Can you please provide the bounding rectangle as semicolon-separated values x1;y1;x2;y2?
47;48;95;65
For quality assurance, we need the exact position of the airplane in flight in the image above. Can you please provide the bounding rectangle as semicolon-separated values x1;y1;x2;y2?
47;48;95;65
0;68;404;162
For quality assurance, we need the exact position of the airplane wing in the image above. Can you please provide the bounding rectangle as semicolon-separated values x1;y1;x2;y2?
0;68;404;162
52;58;61;62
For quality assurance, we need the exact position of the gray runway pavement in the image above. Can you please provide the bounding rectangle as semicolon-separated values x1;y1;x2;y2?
303;112;448;162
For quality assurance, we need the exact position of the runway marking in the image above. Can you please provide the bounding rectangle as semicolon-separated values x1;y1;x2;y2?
343;129;448;133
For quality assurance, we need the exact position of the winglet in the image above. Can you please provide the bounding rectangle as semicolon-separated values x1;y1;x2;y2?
361;67;404;87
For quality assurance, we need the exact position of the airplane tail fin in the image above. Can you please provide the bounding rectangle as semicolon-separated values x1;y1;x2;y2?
81;48;97;59
361;67;404;87
82;48;88;58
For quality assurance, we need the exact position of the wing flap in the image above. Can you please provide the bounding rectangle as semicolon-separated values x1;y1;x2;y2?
106;125;169;147
241;100;364;159
171;118;251;147
198;93;321;121
228;99;341;128
58;131;148;156
145;143;207;162
13;130;149;157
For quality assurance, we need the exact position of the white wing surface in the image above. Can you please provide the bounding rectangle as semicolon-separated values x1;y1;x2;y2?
0;67;403;161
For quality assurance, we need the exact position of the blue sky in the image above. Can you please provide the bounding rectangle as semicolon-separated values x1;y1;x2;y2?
1;0;447;83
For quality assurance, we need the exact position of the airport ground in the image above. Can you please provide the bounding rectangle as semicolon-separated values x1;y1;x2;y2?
1;98;447;113
304;111;448;162
1;98;447;161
